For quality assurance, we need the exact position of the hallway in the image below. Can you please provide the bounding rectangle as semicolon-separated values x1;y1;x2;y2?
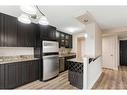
92;66;127;89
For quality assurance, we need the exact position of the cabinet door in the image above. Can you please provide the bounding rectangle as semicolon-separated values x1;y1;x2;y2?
17;22;27;47
0;64;5;89
4;14;17;47
69;35;72;48
29;60;39;82
4;63;17;89
65;34;69;48
0;13;4;46
21;61;30;84
39;25;48;39
59;32;65;47
26;23;36;47
39;25;56;40
15;62;22;87
56;30;60;40
17;22;36;47
48;26;57;40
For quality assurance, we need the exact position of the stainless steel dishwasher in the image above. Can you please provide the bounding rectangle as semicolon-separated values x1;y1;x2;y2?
59;57;65;72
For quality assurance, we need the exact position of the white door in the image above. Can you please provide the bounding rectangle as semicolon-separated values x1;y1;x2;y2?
102;36;115;69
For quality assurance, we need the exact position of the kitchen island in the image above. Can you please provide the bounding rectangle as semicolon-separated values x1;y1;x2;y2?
67;58;83;89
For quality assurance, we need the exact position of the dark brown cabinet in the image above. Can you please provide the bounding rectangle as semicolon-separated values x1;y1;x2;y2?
0;13;17;47
0;13;4;46
57;31;72;48
21;61;30;84
59;32;65;47
64;33;72;48
0;64;5;89
21;60;39;87
68;35;72;48
0;13;37;47
0;60;39;89
39;25;57;41
0;13;73;48
5;63;17;89
29;60;39;82
15;62;22;87
17;22;36;47
4;14;18;47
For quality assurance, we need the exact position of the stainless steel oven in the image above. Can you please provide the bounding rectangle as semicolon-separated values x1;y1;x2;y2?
42;41;59;81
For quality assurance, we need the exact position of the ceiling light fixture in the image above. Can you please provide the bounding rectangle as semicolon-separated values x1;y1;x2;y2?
38;16;49;25
20;6;37;15
18;14;31;24
18;5;49;25
36;6;49;25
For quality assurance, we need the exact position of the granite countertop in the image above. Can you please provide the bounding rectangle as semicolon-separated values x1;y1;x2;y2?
59;53;76;58
0;55;39;64
67;58;83;63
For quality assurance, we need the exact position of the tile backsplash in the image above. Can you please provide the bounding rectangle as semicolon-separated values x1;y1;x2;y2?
59;47;72;55
0;47;34;56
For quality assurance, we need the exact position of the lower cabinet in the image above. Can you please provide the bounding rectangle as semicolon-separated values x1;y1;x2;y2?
21;61;30;85
29;60;39;82
0;64;5;89
0;60;39;89
5;63;17;89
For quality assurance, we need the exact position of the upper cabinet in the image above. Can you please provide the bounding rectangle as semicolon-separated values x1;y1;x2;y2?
0;13;17;47
0;13;37;47
58;31;72;48
0;13;72;48
0;13;4;47
38;25;73;48
39;25;57;41
4;14;18;47
17;22;36;47
59;32;65;47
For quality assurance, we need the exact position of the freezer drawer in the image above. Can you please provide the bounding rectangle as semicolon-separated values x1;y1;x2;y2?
43;55;59;81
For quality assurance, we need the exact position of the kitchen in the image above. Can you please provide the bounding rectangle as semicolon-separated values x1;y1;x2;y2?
0;6;85;89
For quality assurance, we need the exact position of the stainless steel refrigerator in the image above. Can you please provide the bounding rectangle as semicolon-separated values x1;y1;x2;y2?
42;40;59;81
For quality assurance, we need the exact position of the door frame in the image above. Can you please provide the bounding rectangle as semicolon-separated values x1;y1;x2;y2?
102;35;119;70
119;39;127;66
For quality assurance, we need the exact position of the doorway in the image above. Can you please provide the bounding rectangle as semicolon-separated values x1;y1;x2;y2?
102;35;118;70
77;37;85;60
120;40;127;66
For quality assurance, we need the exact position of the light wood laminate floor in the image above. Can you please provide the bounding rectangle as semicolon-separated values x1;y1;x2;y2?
16;71;78;90
92;66;127;89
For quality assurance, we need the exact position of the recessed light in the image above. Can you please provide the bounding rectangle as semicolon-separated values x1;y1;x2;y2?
65;27;81;33
84;33;88;38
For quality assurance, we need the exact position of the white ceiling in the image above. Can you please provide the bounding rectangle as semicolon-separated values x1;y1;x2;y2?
1;6;127;34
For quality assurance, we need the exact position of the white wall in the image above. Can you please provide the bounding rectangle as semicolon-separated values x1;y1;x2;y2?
81;39;85;57
85;22;102;58
87;56;102;89
71;32;85;54
85;23;95;58
0;47;34;56
84;22;102;89
95;23;102;57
